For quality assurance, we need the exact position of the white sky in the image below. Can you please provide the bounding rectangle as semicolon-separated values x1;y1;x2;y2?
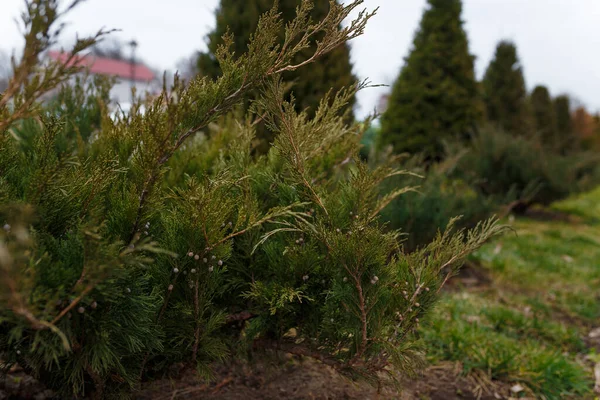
1;0;599;118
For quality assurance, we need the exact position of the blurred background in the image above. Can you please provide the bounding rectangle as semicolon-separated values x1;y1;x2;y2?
1;0;599;119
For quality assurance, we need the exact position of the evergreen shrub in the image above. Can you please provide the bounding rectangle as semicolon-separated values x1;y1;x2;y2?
0;1;505;398
377;153;497;252
453;126;600;212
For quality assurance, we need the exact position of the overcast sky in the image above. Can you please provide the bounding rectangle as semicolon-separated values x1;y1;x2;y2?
1;0;599;118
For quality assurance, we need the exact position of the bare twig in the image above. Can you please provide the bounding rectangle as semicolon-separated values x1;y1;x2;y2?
51;285;94;325
342;264;368;361
191;276;201;362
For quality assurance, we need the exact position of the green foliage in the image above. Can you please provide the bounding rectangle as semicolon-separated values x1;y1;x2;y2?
47;74;114;146
482;41;532;136
0;1;505;398
553;95;574;151
379;0;481;159
377;153;497;252
553;185;600;221
358;123;378;160
530;85;558;146
0;0;110;135
198;0;358;153
452;126;600;211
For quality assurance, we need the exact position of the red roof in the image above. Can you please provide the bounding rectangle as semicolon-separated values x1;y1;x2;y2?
48;50;155;82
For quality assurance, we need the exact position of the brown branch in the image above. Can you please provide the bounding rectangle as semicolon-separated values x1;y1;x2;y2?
74;270;86;289
436;271;454;295
128;170;160;242
212;226;253;248
254;339;343;370
3;268;45;329
191;276;200;362
437;248;472;274
342;264;368;361
51;285;94;325
210;377;233;394
210;206;300;249
11;306;47;330
85;363;105;400
225;310;256;324
354;277;368;360
272;41;342;74
156;281;175;323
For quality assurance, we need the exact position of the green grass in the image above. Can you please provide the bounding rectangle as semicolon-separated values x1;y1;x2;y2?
553;186;600;221
419;187;600;399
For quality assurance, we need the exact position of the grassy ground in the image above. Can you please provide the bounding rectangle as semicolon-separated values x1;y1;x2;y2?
419;187;600;399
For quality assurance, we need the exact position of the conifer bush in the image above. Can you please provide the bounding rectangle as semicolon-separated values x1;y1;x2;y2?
453;126;600;212
376;153;497;252
0;1;505;398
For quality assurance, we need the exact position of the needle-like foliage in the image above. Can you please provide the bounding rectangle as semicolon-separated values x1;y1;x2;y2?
0;1;505;398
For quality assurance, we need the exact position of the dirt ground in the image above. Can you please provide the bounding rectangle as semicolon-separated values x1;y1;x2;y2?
137;359;514;400
1;356;515;400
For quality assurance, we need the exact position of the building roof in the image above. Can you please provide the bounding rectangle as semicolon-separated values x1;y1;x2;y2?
47;50;155;82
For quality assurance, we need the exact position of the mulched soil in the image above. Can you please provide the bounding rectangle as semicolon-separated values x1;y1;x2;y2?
137;359;514;400
0;365;54;400
1;357;515;400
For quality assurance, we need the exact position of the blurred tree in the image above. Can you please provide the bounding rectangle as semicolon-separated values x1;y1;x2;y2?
553;95;573;150
482;41;532;136
0;49;10;92
572;106;596;147
593;113;600;150
176;53;198;82
530;85;558;145
197;0;357;153
379;0;481;160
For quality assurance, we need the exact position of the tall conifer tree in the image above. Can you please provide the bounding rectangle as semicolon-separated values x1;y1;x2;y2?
553;95;571;133
530;85;558;145
482;41;532;136
379;0;481;159
553;95;574;151
197;0;357;120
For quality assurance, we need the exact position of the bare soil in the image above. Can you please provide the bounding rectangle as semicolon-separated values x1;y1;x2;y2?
137;359;513;400
1;357;515;400
444;259;492;292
